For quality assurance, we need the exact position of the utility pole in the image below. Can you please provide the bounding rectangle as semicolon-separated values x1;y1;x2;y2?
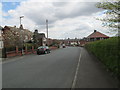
20;16;24;25
19;16;24;55
46;19;48;46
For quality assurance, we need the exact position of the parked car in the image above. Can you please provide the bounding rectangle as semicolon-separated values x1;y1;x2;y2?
62;44;66;48
63;45;66;48
37;46;50;55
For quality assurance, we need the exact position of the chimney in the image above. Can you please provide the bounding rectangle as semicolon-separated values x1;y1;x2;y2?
94;30;97;32
35;29;38;33
19;24;23;29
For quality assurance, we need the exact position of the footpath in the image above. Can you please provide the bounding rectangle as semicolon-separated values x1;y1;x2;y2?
74;47;119;88
1;46;58;62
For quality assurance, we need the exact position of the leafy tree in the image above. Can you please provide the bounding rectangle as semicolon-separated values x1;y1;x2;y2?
96;0;120;35
3;30;22;48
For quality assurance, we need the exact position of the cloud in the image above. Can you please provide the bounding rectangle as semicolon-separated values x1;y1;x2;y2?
0;3;2;25
5;1;102;25
2;0;116;39
55;2;103;19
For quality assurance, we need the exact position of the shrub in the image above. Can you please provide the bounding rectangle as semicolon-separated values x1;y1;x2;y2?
5;46;16;52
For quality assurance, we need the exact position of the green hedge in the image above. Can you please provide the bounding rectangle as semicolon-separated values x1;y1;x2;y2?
85;37;120;77
5;47;16;52
25;43;33;50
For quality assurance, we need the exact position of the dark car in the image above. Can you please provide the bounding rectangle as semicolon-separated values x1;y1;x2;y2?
63;46;66;48
62;44;66;48
37;46;50;55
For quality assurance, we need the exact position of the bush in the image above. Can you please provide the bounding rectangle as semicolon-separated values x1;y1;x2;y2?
85;37;119;78
24;43;33;50
5;46;16;52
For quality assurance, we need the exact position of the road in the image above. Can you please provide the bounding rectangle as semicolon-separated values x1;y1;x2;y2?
3;47;80;88
2;47;118;88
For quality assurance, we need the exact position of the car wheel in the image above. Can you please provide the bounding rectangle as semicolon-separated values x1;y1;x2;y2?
44;51;47;54
37;52;39;55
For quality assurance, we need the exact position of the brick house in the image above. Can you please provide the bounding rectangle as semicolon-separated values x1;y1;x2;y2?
86;30;109;42
59;38;80;46
47;38;53;46
79;37;87;46
0;26;3;49
79;30;109;46
33;29;46;46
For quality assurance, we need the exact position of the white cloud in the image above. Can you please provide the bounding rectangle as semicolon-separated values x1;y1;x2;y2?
2;12;9;17
2;0;117;3
2;1;117;39
0;3;2;25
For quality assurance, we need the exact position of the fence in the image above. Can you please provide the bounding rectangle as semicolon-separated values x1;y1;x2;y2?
2;46;36;58
2;46;58;58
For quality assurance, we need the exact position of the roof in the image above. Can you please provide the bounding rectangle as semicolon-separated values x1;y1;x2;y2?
87;30;109;38
36;33;46;38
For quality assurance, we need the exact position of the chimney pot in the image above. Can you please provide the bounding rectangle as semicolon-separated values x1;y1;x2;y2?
94;30;97;32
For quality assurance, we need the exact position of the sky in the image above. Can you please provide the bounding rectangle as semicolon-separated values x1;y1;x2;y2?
1;0;117;39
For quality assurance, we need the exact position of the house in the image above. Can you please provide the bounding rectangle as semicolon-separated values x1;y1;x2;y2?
59;38;80;46
33;29;47;46
86;30;109;42
79;37;87;46
79;30;109;46
0;26;3;49
47;38;53;46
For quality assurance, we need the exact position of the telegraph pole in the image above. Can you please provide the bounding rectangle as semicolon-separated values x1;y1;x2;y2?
20;16;24;25
46;19;48;46
19;16;24;55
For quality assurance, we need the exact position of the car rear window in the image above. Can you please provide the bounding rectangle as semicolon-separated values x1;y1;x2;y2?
38;46;49;49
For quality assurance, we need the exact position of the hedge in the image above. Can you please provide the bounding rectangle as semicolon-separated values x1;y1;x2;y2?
5;47;16;52
85;37;120;78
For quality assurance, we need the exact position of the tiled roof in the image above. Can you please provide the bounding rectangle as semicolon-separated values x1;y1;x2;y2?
87;30;109;38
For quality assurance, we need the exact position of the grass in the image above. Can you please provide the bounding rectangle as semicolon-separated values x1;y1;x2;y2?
85;37;120;78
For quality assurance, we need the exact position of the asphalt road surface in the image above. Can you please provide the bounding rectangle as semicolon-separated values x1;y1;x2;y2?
3;47;80;88
2;47;118;88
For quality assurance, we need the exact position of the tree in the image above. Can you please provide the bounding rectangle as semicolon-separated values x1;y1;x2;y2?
96;0;120;35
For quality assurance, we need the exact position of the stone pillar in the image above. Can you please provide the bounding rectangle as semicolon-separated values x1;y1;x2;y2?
32;46;34;53
25;45;27;54
2;47;7;58
16;46;18;55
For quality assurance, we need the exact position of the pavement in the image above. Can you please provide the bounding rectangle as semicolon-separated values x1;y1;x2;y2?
2;47;119;88
75;47;119;88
